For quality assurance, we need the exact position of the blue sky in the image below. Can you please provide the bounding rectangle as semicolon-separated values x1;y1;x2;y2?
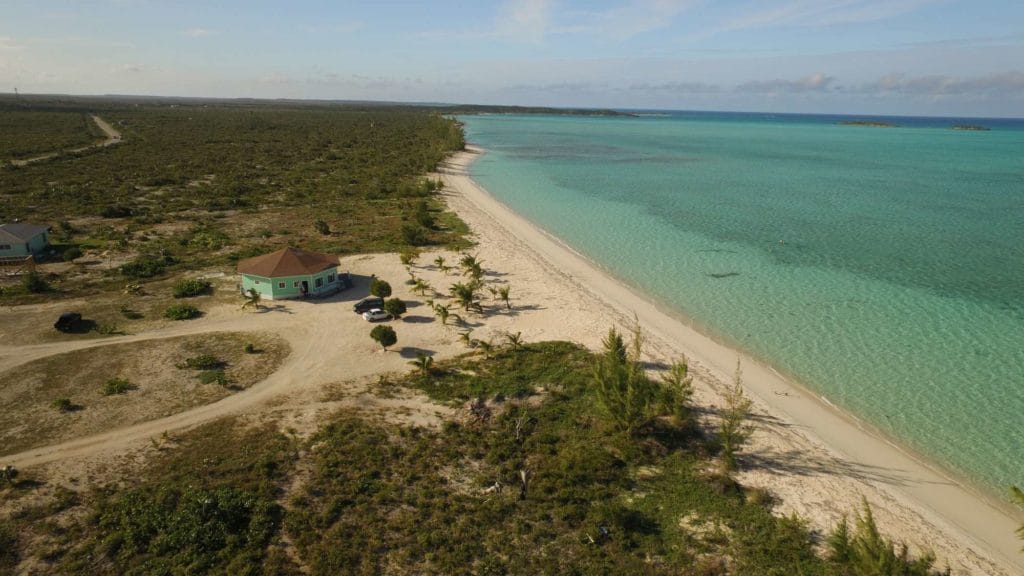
2;0;1023;116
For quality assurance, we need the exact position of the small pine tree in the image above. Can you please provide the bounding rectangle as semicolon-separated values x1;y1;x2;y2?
592;324;657;436
314;219;331;235
719;361;754;472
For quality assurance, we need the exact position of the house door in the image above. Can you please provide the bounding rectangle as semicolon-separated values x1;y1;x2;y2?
301;280;309;296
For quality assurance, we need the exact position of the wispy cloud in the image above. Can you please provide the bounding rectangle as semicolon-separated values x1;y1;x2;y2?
182;28;219;38
301;22;365;35
0;36;25;53
495;0;553;43
629;80;721;93
736;72;835;93
719;0;941;33
568;0;702;40
856;71;1024;95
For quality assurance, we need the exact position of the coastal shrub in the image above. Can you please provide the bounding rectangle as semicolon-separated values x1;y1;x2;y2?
314;218;331;235
22;270;50;293
369;278;392;298
102;378;134;396
370;325;397;351
383;297;407;319
180;354;223;370
62;246;82;261
244;343;257;354
592;326;661;436
414;200;434;229
52;398;77;412
120;258;166;279
100;205;133;218
172;278;212;298
401;223;428;246
198;369;229;386
828;499;950;575
163;304;201;321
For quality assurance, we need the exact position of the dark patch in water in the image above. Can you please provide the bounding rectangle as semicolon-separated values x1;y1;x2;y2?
707;272;741;279
698;249;738;254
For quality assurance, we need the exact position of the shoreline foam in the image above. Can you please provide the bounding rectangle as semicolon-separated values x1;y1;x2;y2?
439;145;1024;575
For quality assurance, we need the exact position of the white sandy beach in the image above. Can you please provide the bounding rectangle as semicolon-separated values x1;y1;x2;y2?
437;145;1024;576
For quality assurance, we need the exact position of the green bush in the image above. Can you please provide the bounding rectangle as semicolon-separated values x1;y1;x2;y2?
401;223;428;246
164;304;201;320
369;278;392;298
198;369;229;386
22;270;50;293
244;343;258;354
181;354;223;370
100;205;133;218
172;278;212;298
120;258;166;279
384;297;407;318
62;246;82;261
52;398;76;412
370;324;397;351
102;378;134;396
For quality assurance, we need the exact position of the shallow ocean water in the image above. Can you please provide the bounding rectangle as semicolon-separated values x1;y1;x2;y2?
461;112;1024;498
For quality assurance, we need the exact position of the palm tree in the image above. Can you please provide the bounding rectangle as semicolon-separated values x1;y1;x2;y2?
241;288;262;310
409;352;434;376
459;253;484;280
497;285;512;310
1012;485;1024;547
413;278;432;296
477;339;495;359
504;331;524;351
400;249;420;267
433;255;448;274
458;330;473;348
449;282;478;311
434;303;451;325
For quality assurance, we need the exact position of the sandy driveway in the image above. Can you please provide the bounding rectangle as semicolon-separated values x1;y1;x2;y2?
1;255;466;468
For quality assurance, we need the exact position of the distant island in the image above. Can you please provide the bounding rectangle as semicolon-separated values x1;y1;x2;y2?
441;104;637;117
952;124;991;131
839;120;897;128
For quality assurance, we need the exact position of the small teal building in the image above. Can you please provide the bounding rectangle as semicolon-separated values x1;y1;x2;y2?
0;223;49;258
237;247;341;300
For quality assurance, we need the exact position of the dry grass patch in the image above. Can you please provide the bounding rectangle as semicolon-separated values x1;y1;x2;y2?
0;331;289;455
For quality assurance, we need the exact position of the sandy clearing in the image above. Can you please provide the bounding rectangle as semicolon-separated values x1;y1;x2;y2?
436;146;1024;576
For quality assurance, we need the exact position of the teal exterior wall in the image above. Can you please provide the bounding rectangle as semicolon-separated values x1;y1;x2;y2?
0;231;48;258
240;266;341;300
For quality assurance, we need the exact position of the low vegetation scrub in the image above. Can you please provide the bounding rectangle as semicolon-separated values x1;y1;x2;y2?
179;353;223;370
21;270;50;293
102;377;134;396
172;278;212;298
120;257;167;279
51;398;78;412
163;303;201;320
198;369;229;386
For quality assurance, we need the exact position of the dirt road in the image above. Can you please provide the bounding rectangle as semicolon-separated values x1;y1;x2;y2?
9;114;123;167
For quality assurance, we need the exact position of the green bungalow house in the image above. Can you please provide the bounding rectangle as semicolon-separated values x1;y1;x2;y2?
237;247;342;300
0;223;50;259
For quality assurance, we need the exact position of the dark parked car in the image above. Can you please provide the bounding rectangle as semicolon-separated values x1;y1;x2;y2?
54;312;82;332
352;296;385;313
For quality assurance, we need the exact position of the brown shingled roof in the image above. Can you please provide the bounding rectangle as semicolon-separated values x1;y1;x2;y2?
236;247;339;278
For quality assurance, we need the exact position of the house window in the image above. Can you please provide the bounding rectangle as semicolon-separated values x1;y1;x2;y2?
278;282;286;288
315;278;323;288
255;280;260;284
293;281;300;287
327;274;335;283
0;244;9;250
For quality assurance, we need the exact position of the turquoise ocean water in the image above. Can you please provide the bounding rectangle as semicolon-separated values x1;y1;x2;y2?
460;112;1024;499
